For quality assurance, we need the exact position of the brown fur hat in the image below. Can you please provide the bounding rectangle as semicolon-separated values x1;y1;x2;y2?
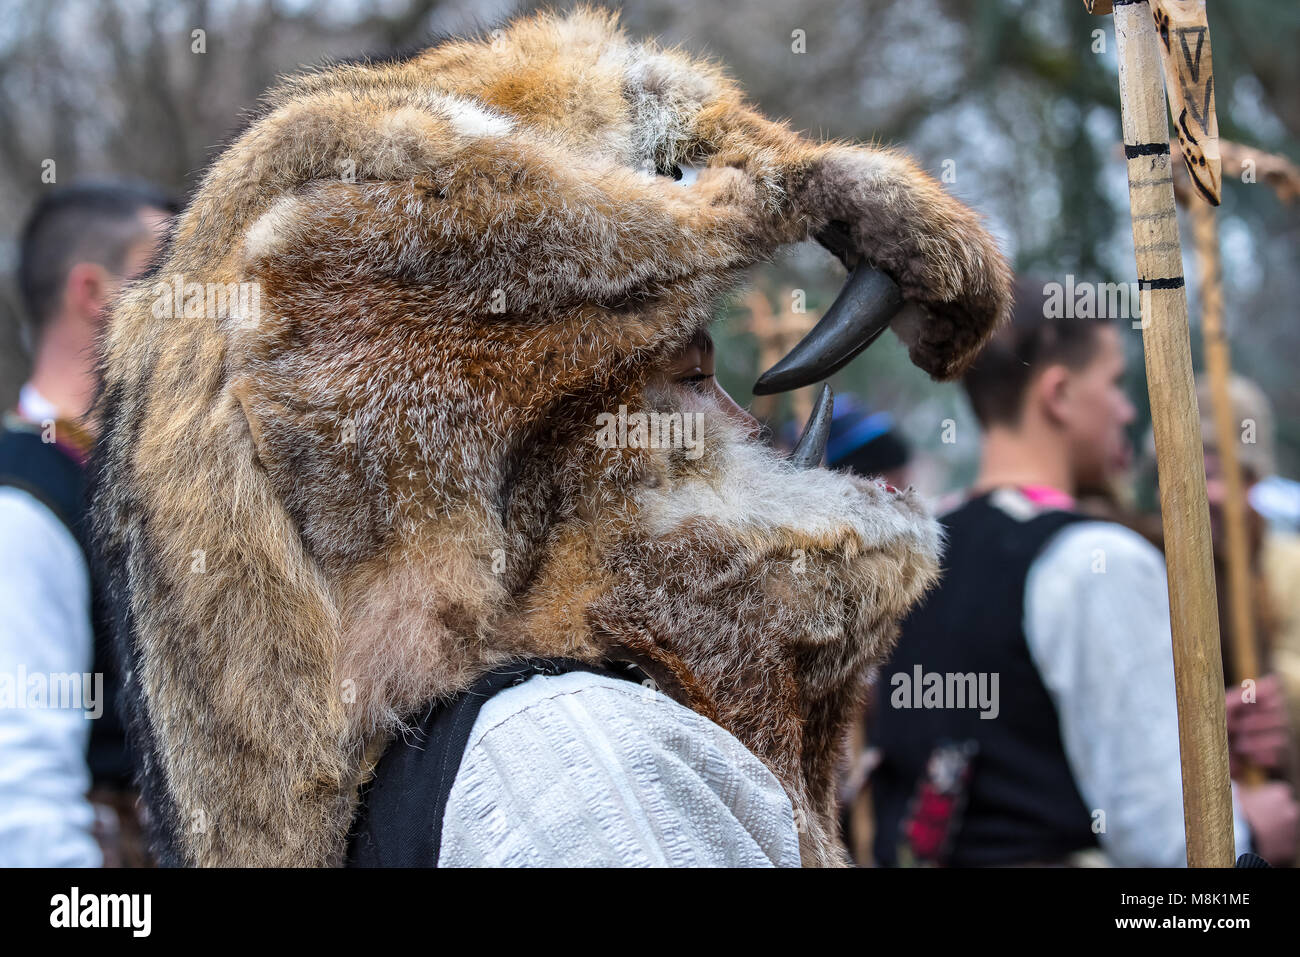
90;6;1008;867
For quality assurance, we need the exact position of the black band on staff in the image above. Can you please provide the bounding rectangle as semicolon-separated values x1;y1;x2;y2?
1125;142;1171;158
1111;0;1147;7
1138;277;1186;290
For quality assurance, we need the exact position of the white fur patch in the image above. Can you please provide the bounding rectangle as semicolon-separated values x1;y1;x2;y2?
437;95;513;138
635;391;939;558
243;196;303;261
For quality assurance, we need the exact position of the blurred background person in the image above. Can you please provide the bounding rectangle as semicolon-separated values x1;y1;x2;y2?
1131;376;1300;840
867;280;1296;867
817;398;914;862
797;396;913;490
0;181;174;866
1193;376;1300;750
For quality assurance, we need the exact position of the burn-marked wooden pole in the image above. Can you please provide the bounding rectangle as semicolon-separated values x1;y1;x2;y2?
1176;138;1300;796
744;290;817;430
1184;181;1262;767
1194;192;1264;738
1083;0;1234;867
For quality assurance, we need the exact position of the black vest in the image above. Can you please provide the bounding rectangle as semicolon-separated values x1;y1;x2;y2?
347;657;640;867
0;418;131;788
870;491;1099;866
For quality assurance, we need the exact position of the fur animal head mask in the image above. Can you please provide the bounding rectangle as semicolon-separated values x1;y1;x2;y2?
92;6;1010;867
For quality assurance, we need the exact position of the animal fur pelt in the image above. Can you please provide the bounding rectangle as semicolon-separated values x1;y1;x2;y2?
90;6;1010;867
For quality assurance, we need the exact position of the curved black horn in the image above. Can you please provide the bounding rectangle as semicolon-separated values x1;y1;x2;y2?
753;265;903;396
789;383;834;469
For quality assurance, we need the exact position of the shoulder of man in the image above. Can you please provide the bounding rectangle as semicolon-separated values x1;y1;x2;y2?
1036;516;1166;580
438;669;802;867
1024;513;1174;680
0;486;88;586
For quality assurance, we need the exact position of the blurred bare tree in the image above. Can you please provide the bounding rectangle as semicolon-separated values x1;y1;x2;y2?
0;0;455;402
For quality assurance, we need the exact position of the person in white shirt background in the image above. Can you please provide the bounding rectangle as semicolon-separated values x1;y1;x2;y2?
867;278;1299;867
1;182;172;866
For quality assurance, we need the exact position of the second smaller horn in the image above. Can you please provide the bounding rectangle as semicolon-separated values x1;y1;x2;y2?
789;384;834;469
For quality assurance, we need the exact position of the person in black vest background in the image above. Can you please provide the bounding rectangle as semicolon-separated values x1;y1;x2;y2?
869;278;1298;867
0;182;173;866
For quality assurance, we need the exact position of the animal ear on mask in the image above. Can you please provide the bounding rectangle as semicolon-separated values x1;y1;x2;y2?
230;378;277;471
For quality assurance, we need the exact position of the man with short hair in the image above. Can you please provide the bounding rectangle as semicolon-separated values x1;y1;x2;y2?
869;279;1296;867
0;182;173;866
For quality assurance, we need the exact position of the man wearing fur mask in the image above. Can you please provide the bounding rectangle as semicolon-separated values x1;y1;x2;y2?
91;7;1011;867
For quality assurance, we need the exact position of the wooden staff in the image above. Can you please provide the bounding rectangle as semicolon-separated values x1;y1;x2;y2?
744;290;817;429
1203;139;1300;204
1177;139;1300;796
1183;182;1262;784
1083;0;1234;867
1192;192;1263;724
